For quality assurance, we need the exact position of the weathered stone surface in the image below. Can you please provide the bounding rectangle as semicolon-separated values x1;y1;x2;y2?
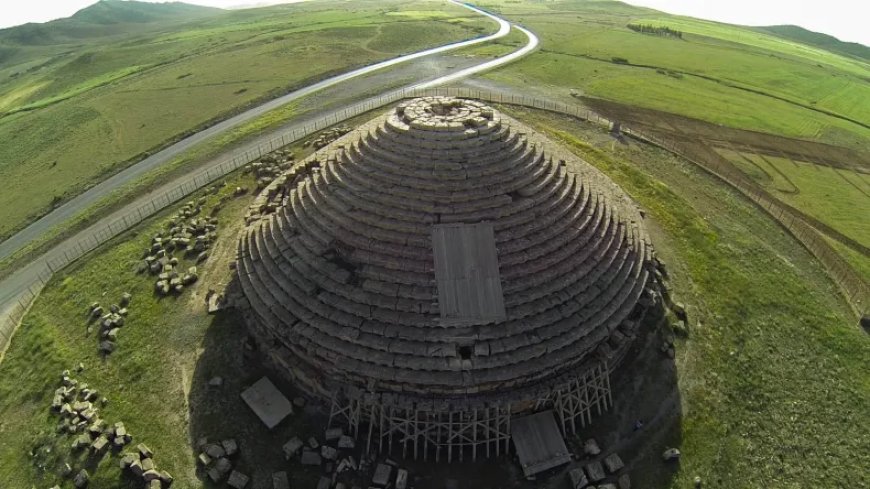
662;448;681;462
214;457;233;477
240;377;293;429
603;453;624;473
618;473;631;489
321;445;338;460
90;435;109;453
73;469;89;488
300;449;322;465
325;427;343;440
205;443;226;459
395;468;409;489
160;470;174;484
130;458;144;477
585;461;606;482
568;467;588;488
142;469;162;482
583;438;601;456
222;438;239;456
228;470;250;489
338;435;355;449
282;437;303;459
372;463;392;487
198;452;212;466
272;471;290;489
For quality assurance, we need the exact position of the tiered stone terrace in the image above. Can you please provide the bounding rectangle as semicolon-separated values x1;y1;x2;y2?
235;97;656;455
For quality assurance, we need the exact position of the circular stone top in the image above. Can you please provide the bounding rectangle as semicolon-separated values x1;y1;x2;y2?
394;96;497;132
237;97;654;407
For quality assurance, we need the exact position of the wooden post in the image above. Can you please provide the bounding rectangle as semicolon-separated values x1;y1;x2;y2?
448;409;454;463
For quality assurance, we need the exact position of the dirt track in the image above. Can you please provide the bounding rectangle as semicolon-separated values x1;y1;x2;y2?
582;97;870;173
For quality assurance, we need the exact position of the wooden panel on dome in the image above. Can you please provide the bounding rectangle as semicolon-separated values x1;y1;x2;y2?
511;410;572;477
432;222;506;325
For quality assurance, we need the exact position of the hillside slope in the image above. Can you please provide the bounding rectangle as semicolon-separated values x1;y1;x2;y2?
0;0;223;45
757;25;870;62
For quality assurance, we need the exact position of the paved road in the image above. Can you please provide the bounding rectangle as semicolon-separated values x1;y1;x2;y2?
0;1;538;356
0;0;510;262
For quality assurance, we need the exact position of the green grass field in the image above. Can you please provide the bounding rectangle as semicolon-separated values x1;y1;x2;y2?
714;147;870;277
477;0;870;149
0;0;493;241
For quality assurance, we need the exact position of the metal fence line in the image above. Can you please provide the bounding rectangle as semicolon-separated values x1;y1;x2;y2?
1;87;866;359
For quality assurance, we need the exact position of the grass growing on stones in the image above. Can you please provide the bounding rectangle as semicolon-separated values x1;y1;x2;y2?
0;0;494;240
498;105;869;488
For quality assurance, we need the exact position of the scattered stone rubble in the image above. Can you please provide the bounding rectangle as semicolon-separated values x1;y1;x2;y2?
243;149;295;191
279;426;416;489
242;150;319;225
87;292;132;355
196;436;247;487
303;125;350;150
565;438;630;489
136;197;216;296
48;369;173;488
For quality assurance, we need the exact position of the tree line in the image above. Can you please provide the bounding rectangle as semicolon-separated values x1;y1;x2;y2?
627;23;683;39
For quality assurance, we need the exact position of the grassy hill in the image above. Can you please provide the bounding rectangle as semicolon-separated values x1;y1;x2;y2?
0;0;493;242
71;0;222;25
0;0;222;46
757;25;870;62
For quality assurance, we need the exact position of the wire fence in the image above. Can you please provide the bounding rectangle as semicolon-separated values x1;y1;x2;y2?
1;87;866;358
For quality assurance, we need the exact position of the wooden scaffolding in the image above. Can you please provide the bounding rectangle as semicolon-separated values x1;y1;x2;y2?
327;361;612;462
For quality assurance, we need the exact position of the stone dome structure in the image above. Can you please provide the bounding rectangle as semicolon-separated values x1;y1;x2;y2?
236;96;656;460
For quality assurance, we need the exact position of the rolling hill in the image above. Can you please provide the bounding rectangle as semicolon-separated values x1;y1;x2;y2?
757;24;870;61
0;0;223;46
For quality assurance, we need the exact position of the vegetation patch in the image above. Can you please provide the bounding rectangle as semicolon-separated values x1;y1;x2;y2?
627;24;683;39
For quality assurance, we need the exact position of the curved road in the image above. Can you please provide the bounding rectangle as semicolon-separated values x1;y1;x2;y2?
0;1;538;353
0;0;514;262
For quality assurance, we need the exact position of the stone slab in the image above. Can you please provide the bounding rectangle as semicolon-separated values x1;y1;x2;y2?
240;377;293;429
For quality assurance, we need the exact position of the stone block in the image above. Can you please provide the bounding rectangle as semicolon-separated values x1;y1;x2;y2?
604;453;624;473
321;445;338;460
222;438;239;457
228;470;250;489
585;461;605;482
272;471;290;489
568;467;588;488
338;435;355;449
372;463;392;487
583;438;601;456
300;449;322;466
282;437;303;459
395;468;408;489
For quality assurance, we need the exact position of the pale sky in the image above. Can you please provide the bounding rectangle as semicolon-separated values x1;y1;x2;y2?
0;0;867;46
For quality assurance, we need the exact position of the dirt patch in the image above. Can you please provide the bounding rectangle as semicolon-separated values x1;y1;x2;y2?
582;96;870;173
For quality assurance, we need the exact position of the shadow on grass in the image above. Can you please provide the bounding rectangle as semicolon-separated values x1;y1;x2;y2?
186;304;327;489
187;290;683;489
